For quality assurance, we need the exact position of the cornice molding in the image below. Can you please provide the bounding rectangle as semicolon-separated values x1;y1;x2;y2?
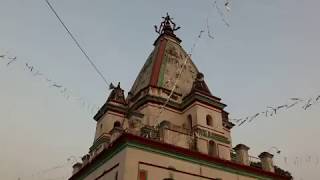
70;133;291;180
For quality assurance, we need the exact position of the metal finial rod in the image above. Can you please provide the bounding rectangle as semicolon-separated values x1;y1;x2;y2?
154;13;180;34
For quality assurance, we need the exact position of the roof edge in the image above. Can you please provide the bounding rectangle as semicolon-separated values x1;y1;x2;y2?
70;133;292;180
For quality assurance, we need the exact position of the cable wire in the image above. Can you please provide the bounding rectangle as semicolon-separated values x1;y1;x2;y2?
45;0;110;87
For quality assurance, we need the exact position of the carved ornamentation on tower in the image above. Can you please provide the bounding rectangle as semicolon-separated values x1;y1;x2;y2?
107;82;126;105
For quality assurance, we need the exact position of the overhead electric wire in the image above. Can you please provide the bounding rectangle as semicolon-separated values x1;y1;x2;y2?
44;0;110;87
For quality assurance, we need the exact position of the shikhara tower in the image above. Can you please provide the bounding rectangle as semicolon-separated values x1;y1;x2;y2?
69;14;291;180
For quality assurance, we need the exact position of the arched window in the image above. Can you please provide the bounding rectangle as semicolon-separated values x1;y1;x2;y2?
208;140;217;157
206;115;213;127
113;121;121;128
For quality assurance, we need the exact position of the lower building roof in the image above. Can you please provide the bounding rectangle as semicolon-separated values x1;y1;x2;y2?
70;133;292;180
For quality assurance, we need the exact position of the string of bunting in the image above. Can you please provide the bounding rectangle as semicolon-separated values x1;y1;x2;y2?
281;154;320;167
250;154;320;168
0;52;100;117
230;95;320;127
212;0;231;28
16;155;81;180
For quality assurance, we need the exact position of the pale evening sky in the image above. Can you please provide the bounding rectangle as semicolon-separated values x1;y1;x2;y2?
0;0;319;179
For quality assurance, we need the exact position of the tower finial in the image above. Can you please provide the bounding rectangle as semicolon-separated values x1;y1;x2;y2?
154;13;180;35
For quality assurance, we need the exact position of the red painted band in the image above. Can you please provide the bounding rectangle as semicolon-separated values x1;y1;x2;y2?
150;38;167;86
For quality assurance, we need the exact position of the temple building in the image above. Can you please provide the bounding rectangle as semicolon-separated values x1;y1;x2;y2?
69;14;292;180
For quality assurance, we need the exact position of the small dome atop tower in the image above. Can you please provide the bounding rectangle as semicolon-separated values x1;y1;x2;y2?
190;72;213;96
107;82;126;105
